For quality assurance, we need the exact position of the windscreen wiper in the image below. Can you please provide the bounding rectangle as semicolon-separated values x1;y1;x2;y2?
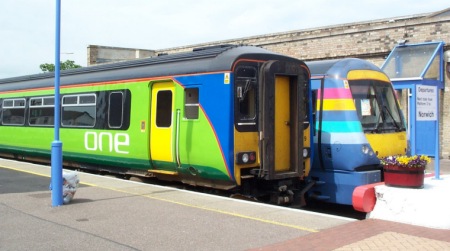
382;105;401;131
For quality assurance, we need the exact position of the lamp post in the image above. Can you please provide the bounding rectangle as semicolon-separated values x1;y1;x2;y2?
51;0;63;207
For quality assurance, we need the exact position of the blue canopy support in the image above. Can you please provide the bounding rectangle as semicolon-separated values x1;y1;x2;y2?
381;41;445;180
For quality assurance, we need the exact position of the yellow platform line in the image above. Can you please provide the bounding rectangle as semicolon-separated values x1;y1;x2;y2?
0;164;50;178
0;164;318;233
102;185;319;233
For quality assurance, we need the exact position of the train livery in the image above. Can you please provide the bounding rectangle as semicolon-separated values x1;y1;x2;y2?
306;58;407;205
0;45;312;205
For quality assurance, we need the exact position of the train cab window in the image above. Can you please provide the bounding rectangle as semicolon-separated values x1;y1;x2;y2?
108;92;124;128
184;88;199;119
156;90;172;127
62;94;96;127
2;98;26;125
349;80;405;132
29;97;55;126
235;66;258;132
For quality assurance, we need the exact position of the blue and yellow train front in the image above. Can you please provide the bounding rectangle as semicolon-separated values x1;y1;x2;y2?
308;59;407;205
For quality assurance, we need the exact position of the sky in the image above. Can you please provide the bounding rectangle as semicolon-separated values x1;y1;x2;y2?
0;1;448;79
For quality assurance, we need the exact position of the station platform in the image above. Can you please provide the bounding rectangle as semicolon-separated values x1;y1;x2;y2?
1;158;449;250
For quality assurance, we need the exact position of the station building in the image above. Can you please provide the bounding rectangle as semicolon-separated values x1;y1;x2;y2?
87;8;450;158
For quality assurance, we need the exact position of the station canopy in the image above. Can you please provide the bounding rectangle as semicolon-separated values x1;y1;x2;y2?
381;42;445;89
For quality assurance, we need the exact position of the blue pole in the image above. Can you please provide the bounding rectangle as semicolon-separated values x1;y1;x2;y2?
410;87;416;156
51;0;63;207
434;87;441;180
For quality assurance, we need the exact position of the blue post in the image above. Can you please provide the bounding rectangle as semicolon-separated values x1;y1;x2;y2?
410;87;416;156
51;0;63;207
434;87;441;180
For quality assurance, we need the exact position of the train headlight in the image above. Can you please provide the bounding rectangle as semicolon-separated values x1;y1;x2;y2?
362;145;370;155
303;148;310;158
242;153;249;163
236;151;256;164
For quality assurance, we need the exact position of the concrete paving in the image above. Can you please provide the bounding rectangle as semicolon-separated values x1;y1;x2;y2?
0;158;353;251
1;158;449;250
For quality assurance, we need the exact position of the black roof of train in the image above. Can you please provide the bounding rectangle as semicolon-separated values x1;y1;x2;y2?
306;58;382;77
0;45;302;92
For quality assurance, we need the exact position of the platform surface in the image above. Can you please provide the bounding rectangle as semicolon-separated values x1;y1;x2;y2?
1;158;449;250
368;173;450;229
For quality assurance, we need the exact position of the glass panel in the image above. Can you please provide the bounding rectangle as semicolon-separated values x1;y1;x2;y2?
80;95;96;104
237;79;256;120
3;100;13;107
63;96;77;105
382;43;440;78
184;88;199;119
2;99;25;125
30;98;43;106
108;92;123;128
62;106;96;127
349;80;405;132
236;67;257;78
44;97;55;106
2;108;25;125
14;99;25;107
424;55;440;80
29;107;54;126
156;90;172;127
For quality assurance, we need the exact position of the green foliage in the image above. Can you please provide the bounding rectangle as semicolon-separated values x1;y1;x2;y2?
40;60;81;72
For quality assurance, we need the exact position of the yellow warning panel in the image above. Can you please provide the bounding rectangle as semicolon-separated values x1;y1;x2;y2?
224;73;230;84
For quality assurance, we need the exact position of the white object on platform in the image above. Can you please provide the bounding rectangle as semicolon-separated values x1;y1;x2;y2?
367;175;450;229
63;171;80;204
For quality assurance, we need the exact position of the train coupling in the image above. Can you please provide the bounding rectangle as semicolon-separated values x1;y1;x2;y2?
271;189;294;205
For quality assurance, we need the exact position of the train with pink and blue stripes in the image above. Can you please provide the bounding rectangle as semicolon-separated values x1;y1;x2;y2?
306;58;407;205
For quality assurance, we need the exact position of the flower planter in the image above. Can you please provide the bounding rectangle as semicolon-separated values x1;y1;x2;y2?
383;164;425;188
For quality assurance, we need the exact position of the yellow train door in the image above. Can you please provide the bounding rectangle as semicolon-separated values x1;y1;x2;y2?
150;82;177;173
274;76;291;172
259;60;307;179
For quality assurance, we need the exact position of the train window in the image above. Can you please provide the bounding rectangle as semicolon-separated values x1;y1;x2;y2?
62;94;96;127
234;66;258;132
236;66;257;78
2;98;26;125
29;96;55;126
44;97;55;106
349;80;405;132
236;79;257;119
3;100;13;107
80;95;95;104
184;88;199;119
108;92;123;128
156;90;172;127
63;96;77;105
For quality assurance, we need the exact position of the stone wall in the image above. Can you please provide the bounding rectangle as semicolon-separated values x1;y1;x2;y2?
87;45;156;65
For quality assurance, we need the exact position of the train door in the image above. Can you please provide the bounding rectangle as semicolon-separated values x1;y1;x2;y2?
274;76;291;171
259;60;309;180
150;81;178;173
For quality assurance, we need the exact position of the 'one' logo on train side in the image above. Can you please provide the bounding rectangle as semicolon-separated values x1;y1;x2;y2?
84;132;130;154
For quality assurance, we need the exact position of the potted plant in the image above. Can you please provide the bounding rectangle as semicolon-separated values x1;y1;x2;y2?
380;155;431;188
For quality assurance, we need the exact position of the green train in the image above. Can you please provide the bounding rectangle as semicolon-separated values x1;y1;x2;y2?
0;45;312;205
